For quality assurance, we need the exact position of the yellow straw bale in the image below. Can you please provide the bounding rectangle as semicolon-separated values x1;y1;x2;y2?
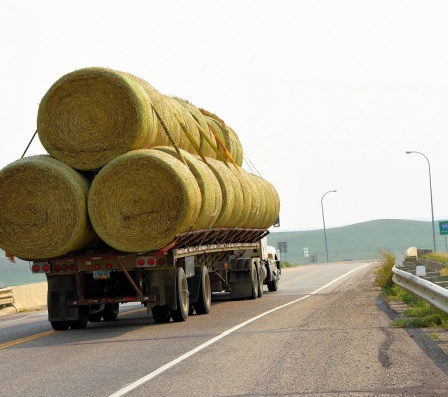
249;175;281;229
153;146;222;229
203;158;241;228
199;108;244;166
88;149;201;252
230;169;254;228
169;98;201;153
226;126;244;166
174;98;217;158
37;67;160;171
204;116;234;162
240;170;261;227
265;179;281;227
0;155;97;259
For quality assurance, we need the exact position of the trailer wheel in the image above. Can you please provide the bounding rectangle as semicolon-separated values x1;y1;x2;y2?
152;305;171;323
249;261;258;300
267;277;279;292
50;321;70;331
171;267;189;322
193;265;211;315
69;307;89;329
103;303;119;321
256;261;263;298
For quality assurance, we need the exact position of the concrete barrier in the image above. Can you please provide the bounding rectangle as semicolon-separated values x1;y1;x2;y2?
0;287;14;306
0;282;47;316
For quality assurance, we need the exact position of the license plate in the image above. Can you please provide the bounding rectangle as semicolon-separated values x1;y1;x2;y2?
93;270;110;280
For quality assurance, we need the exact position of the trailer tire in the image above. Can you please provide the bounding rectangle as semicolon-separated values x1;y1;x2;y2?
88;312;103;322
50;321;70;331
249;261;258;300
152;305;171;323
69;306;89;329
256;261;263;298
193;265;211;315
267;277;279;292
103;303;119;321
171;267;189;322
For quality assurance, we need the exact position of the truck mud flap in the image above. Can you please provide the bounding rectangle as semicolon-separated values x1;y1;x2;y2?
229;280;253;299
229;258;252;299
47;275;80;321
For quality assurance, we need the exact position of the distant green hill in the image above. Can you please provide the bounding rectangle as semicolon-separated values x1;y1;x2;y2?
1;219;446;287
267;219;447;264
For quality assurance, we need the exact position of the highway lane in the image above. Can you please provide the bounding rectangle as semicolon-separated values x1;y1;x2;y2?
1;261;447;397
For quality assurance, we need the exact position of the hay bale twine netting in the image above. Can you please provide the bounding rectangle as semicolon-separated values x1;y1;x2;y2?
0;155;98;259
88;149;202;252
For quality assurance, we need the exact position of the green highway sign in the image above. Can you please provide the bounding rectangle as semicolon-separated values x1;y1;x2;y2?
439;220;448;235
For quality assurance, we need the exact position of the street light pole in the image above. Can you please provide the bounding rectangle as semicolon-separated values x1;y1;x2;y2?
406;151;436;252
321;190;337;263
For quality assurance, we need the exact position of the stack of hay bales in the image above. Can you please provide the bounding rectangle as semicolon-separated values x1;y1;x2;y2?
0;67;280;259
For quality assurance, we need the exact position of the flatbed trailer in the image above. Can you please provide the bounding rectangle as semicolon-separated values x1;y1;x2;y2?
30;228;281;330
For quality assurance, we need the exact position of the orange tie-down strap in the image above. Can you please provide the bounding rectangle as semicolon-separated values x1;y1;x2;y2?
5;252;15;263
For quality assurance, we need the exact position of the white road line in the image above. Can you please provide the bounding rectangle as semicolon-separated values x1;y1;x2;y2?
109;262;372;397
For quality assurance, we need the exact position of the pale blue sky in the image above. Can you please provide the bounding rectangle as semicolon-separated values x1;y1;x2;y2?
1;0;448;231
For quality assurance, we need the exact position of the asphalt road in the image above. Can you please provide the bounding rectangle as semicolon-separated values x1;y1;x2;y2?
1;261;448;397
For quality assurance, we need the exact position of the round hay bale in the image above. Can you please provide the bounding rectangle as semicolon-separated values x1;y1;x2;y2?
203;158;242;228
174;98;217;158
230;169;254;228
38;67;161;171
265;180;281;227
240;170;261;228
169;98;201;153
204;116;234;163
88;149;201;252
153;146;222;229
250;175;280;229
246;173;270;229
0;155;98;259
226;126;244;166
199;108;244;166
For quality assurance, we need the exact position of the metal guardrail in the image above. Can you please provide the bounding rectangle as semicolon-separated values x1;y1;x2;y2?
392;262;448;314
0;287;14;307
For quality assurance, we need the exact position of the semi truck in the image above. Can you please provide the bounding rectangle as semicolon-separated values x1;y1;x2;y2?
30;227;281;330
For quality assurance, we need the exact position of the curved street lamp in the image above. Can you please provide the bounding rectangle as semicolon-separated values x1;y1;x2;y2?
406;151;436;252
321;190;337;263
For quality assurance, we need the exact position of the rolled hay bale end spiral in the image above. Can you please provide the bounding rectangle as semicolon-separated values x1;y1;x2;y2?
88;149;202;252
0;155;98;259
37;67;161;171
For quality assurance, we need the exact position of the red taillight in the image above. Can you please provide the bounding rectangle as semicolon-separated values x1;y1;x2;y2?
157;258;166;266
137;258;145;266
106;263;112;269
42;264;50;272
69;264;75;271
32;265;40;273
148;258;156;266
54;264;61;272
62;264;68;271
94;264;100;270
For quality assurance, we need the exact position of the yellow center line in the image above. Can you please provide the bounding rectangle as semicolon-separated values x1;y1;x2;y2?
0;307;146;349
0;330;57;350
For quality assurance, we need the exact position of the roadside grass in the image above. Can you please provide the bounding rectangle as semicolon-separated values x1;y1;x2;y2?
281;260;299;268
374;250;448;328
421;252;448;276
